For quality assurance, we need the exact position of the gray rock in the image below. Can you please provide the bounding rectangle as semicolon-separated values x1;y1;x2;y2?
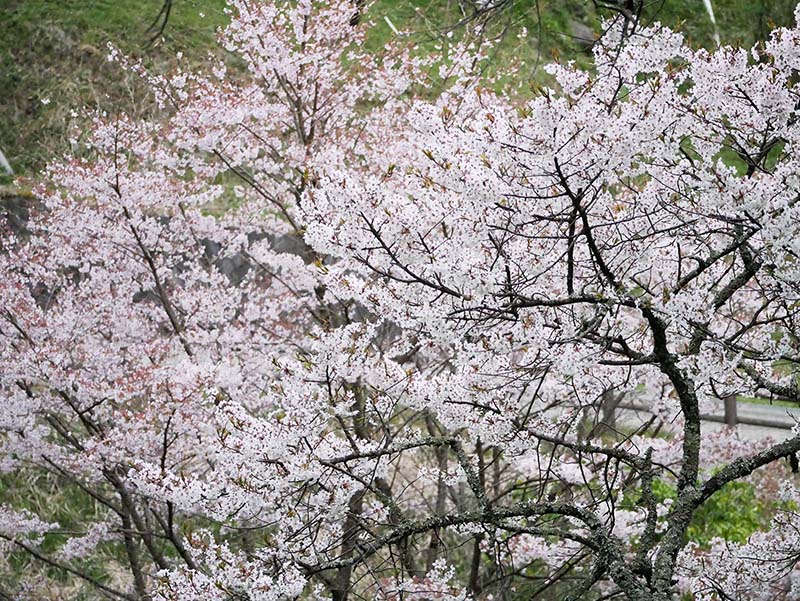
1;194;41;244
0;148;12;175
569;20;596;51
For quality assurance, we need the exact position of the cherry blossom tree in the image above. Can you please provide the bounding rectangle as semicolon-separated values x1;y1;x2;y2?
3;1;800;600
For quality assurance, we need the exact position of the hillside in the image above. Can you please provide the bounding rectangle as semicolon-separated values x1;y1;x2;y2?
1;0;797;179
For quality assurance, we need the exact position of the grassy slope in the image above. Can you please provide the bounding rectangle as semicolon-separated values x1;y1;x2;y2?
0;0;228;177
1;0;797;179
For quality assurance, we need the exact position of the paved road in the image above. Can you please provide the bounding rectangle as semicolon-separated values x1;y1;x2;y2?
706;402;799;441
616;401;799;442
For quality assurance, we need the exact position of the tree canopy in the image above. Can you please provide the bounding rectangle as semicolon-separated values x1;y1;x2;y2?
2;2;800;600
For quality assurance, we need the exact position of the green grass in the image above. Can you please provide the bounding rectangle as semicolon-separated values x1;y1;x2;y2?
0;467;121;597
738;395;799;409
3;0;797;178
0;0;228;175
